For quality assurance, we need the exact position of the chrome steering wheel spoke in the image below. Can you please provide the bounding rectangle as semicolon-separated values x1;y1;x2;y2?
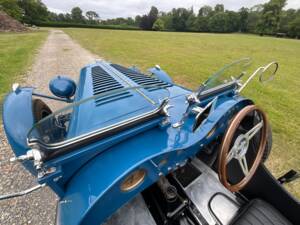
238;156;249;176
246;120;264;140
226;147;235;163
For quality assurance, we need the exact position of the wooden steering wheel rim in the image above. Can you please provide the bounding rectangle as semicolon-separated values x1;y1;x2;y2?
218;105;268;192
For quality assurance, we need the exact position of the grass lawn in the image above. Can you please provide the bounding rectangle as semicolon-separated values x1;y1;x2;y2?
64;28;300;198
0;30;48;104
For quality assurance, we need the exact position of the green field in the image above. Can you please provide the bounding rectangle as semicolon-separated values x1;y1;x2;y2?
0;31;48;102
64;28;300;198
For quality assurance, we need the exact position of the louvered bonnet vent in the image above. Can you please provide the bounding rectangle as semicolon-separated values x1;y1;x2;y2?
91;66;132;106
111;64;172;91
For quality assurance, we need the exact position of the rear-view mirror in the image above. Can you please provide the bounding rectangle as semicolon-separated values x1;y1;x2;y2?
259;62;278;83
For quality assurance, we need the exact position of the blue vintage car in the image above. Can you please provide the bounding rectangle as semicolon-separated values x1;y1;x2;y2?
1;59;299;225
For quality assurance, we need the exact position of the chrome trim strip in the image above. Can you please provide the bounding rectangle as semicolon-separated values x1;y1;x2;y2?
27;85;169;140
199;81;237;97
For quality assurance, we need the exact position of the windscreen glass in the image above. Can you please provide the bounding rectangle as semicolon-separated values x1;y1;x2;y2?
27;85;170;146
202;58;252;91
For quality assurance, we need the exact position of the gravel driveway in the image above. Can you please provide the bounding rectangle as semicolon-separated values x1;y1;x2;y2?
0;30;99;225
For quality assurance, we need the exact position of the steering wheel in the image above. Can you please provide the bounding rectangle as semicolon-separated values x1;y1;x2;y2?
218;105;268;192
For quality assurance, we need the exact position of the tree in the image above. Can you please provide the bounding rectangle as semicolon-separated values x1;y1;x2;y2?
288;15;300;37
198;5;213;17
171;8;193;31
186;13;197;31
258;0;287;34
214;4;225;13
160;12;173;30
196;6;213;32
138;6;158;30
48;12;58;21
152;18;165;31
64;13;72;22
195;16;209;32
138;6;159;30
208;12;228;32
86;11;99;22
18;0;49;23
21;0;297;39
0;0;22;20
247;5;263;33
139;14;149;29
71;7;84;23
279;9;297;33
226;11;240;32
239;7;249;32
58;13;66;22
135;15;142;26
148;6;158;28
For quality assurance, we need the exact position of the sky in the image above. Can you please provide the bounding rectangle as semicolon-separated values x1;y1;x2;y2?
42;0;300;19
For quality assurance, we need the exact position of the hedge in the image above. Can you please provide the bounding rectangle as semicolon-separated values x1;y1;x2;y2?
33;21;140;30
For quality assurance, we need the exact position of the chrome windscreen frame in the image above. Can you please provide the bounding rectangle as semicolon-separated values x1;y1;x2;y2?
27;85;171;155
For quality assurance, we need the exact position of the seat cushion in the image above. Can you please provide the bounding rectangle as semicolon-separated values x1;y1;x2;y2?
231;199;293;225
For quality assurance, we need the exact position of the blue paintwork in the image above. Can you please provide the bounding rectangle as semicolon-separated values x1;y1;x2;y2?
66;65;165;138
49;76;77;99
149;66;173;84
2;61;253;225
56;95;252;225
2;87;36;175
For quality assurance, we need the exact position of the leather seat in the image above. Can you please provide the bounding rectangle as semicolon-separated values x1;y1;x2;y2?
231;199;293;225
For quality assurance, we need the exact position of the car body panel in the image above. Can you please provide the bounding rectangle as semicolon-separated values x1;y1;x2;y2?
2;87;36;174
56;95;253;225
2;61;255;225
